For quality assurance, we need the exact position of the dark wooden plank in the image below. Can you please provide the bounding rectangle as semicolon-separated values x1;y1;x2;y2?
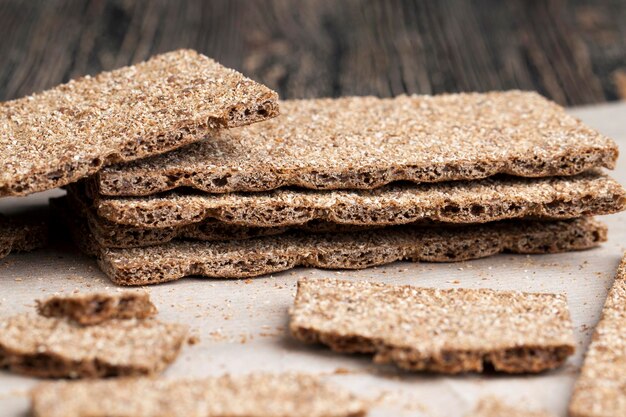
0;0;624;105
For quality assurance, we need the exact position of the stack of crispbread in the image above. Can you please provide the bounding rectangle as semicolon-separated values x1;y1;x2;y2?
58;91;625;285
0;49;279;261
1;50;622;284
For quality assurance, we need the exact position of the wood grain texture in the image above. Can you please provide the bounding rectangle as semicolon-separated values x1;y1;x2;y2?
0;0;624;105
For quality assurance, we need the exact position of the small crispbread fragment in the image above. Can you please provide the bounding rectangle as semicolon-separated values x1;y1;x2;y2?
30;373;368;417
0;212;48;260
0;314;188;378
289;278;575;374
36;291;157;325
91;171;626;229
0;49;278;197
466;398;555;417
72;215;605;285
94;92;618;196
568;254;626;417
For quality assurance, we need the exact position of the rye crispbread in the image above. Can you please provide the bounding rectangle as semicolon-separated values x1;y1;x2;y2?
467;398;554;417
569;254;626;417
91;171;626;229
60;194;606;284
30;373;368;417
0;314;187;378
93;92;618;196
36;291;157;325
289;279;575;374
0;212;48;260
64;187;389;247
0;49;278;197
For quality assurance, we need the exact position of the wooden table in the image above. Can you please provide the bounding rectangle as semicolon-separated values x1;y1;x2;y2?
1;0;625;106
0;102;625;416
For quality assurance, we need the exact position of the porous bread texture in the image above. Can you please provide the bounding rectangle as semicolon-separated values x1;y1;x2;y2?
289;278;576;374
0;49;279;197
65;187;390;247
0;314;188;378
94;91;618;196
36;291;157;325
466;398;555;417
0;212;48;259
63;199;605;285
30;373;368;417
93;171;626;229
569;254;626;417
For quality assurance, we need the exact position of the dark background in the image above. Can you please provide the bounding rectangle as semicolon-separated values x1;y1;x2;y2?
1;0;625;105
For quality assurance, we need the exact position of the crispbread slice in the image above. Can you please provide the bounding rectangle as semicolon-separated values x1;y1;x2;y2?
92;171;625;229
36;291;157;325
30;373;368;417
0;212;48;260
569;255;626;417
467;398;554;417
0;314;188;378
62;199;605;285
63;187;383;247
94;92;618;196
0;49;278;197
289;279;575;374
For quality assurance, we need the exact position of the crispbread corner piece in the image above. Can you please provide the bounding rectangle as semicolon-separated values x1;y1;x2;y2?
290;278;575;374
36;290;157;325
0;49;279;197
568;254;626;417
30;373;369;417
0;313;188;378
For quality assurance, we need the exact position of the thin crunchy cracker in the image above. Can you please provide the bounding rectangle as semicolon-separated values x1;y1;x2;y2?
467;398;554;417
93;92;618;196
30;373;368;417
0;314;187;378
569;254;626;417
290;278;575;374
0;49;278;197
91;171;625;229
58;195;606;284
0;211;48;259
64;187;390;247
36;291;157;325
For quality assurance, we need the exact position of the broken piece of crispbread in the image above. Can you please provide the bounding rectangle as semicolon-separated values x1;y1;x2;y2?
569;254;626;417
30;373;368;417
91;171;626;229
466;398;555;417
0;49;278;197
36;291;157;325
68;210;605;285
0;314;187;378
0;212;48;260
290;279;575;374
94;92;617;196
